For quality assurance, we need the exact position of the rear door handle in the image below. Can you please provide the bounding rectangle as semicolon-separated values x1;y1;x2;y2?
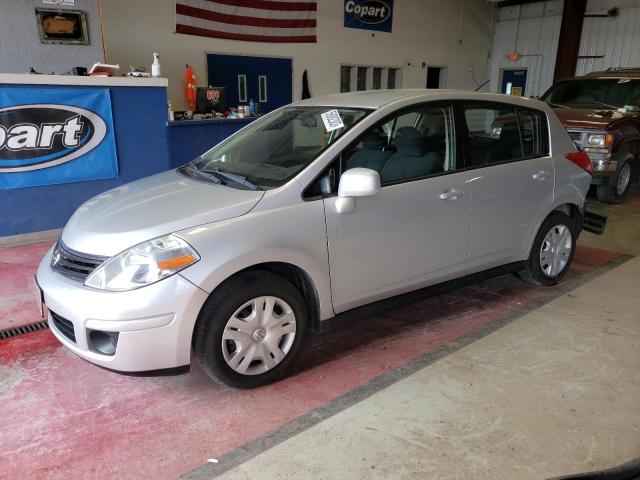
440;188;464;201
532;170;550;181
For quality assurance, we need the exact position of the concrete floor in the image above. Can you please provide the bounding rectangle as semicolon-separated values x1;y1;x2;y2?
0;190;638;479
209;257;640;480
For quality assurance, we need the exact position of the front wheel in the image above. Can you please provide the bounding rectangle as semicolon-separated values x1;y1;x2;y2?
518;212;576;286
596;158;633;204
195;271;308;388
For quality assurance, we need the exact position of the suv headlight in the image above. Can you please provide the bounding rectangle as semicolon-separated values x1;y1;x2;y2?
85;234;200;291
584;133;613;155
586;133;606;147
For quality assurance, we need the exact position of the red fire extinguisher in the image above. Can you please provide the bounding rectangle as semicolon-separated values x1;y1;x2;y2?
184;64;196;111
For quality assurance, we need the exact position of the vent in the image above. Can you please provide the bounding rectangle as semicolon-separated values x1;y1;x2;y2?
0;321;49;340
566;131;583;148
50;311;76;343
51;241;107;282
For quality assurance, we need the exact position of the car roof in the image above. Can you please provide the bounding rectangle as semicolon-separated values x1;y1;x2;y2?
290;89;545;110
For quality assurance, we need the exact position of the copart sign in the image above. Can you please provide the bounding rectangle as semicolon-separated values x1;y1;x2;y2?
0;89;117;189
344;0;393;32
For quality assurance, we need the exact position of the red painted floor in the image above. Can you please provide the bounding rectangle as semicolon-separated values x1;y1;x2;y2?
0;244;622;479
0;241;52;331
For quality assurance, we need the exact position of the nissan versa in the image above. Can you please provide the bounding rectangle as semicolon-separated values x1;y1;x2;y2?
37;90;595;388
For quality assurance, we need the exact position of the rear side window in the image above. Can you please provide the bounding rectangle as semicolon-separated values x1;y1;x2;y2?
463;105;522;166
462;104;548;168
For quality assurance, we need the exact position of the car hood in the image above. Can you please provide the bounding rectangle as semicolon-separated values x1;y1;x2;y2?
61;170;265;256
552;107;631;129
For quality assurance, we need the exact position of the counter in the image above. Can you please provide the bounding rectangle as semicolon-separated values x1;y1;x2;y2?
0;74;256;238
167;117;255;168
0;74;170;237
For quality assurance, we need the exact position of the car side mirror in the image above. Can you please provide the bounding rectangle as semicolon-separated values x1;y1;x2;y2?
335;168;380;214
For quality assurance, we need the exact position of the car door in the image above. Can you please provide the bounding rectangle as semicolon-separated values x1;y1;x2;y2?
459;102;554;273
315;103;472;314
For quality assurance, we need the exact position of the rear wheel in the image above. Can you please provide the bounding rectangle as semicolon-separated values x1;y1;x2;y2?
596;157;633;204
195;271;308;388
518;212;576;286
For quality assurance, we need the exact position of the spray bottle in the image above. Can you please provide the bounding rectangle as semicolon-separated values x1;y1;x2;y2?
151;52;161;78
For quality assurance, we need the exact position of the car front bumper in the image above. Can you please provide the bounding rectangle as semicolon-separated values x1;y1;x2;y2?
591;173;613;186
590;158;617;186
36;246;209;372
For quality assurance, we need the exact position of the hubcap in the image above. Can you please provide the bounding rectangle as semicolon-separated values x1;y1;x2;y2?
616;163;631;196
539;224;572;277
222;296;296;376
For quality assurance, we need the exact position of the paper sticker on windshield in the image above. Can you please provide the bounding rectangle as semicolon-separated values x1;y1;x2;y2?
321;109;345;132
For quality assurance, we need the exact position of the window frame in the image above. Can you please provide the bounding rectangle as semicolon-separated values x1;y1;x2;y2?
258;75;268;103
454;100;550;172
237;74;247;103
303;101;460;201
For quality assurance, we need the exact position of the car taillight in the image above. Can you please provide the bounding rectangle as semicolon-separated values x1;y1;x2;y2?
565;151;593;176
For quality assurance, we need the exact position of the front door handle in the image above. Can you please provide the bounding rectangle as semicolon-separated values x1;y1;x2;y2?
532;170;550;181
440;188;463;201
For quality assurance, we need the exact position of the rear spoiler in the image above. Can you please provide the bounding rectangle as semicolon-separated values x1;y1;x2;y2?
582;210;608;235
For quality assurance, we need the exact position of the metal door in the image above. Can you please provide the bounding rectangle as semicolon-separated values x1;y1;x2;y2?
207;54;292;113
500;69;528;96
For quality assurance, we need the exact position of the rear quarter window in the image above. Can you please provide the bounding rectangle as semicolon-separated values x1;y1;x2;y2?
518;108;549;158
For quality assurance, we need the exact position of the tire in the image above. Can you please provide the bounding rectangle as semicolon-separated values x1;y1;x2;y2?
195;271;308;388
518;212;576;286
596;157;633;204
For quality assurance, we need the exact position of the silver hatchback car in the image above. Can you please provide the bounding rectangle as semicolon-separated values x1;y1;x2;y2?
37;90;593;388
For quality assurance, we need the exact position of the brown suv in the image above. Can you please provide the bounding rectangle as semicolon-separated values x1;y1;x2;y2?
541;68;640;203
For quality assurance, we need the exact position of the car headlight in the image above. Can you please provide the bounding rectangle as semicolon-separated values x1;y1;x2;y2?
585;133;612;148
84;234;200;291
584;133;613;157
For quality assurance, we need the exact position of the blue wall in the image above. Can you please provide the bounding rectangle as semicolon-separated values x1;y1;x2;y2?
0;84;171;237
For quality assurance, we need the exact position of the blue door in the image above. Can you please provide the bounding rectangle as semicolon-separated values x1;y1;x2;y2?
500;69;527;96
207;54;292;113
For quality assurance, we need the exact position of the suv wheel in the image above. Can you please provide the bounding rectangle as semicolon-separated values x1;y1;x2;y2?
597;156;633;204
195;271;308;388
518;211;576;286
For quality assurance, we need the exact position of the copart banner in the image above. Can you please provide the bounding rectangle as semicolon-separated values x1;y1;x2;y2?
0;88;118;189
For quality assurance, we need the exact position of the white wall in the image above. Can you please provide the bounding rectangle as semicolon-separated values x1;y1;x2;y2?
0;0;104;74
576;0;640;75
101;0;494;110
489;0;563;98
489;0;640;97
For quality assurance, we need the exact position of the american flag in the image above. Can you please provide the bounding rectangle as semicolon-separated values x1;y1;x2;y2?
175;0;317;43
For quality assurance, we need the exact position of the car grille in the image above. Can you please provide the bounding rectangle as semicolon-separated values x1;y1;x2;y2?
51;241;107;282
50;311;76;343
567;131;583;148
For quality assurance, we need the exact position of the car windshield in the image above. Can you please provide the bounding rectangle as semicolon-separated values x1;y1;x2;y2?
181;106;370;189
541;78;640;109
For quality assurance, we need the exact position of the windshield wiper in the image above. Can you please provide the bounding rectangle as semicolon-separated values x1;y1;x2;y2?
201;166;259;191
183;165;222;184
548;102;569;109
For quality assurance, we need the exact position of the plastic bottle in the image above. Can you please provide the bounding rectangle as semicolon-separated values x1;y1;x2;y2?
151;52;161;78
249;98;255;116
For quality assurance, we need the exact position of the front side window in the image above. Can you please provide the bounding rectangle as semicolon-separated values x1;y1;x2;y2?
463;105;522;167
344;104;455;185
182;106;369;189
